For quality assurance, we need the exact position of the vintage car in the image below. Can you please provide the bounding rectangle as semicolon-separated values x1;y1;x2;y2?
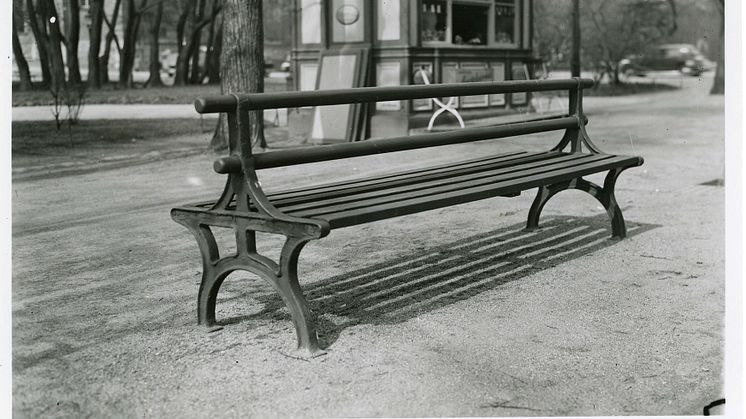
619;44;707;77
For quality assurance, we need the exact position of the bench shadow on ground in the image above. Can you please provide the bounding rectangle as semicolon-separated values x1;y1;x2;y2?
218;214;657;349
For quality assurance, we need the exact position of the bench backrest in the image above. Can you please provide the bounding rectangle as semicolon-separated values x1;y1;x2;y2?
195;78;604;219
197;78;598;174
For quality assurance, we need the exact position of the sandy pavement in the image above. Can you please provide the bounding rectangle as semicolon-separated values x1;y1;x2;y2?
11;75;724;417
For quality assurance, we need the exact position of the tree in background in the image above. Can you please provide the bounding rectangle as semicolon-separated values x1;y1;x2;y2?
211;0;266;150
533;0;571;71
12;0;34;90
100;0;123;84
188;0;207;85
25;0;52;86
15;0;284;91
118;0;148;88
582;0;677;84
173;0;193;86
145;0;165;87
534;0;688;85
64;0;82;84
87;0;105;88
40;0;67;92
174;0;222;86
710;0;724;94
201;3;223;84
570;0;580;77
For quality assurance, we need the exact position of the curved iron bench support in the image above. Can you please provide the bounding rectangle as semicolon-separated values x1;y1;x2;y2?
171;211;325;357
526;165;633;239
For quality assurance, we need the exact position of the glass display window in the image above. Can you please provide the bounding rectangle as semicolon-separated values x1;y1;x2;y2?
452;3;489;45
494;1;517;46
421;0;448;42
420;0;521;48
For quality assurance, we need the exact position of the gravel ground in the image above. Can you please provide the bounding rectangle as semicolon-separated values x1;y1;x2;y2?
11;74;724;417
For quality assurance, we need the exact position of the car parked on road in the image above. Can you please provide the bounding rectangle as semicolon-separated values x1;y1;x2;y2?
619;44;707;77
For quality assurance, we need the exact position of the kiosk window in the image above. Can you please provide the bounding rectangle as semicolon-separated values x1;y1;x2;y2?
495;1;516;44
452;3;488;45
421;1;447;42
421;0;521;47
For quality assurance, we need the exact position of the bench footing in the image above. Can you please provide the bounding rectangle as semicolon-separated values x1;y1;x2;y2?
173;213;326;357
526;167;628;238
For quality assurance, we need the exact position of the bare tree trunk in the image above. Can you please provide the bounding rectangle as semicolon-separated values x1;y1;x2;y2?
212;0;265;150
570;0;581;77
202;12;222;84
710;0;724;95
200;1;218;82
206;18;223;84
26;0;52;86
146;0;164;87
65;0;82;84
13;23;34;90
42;0;67;92
189;0;206;84
665;0;678;35
611;65;621;85
118;0;137;87
118;0;147;88
87;0;104;88
173;0;194;86
175;1;220;86
100;0;122;84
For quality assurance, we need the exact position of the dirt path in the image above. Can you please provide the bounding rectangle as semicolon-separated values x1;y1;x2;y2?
12;75;724;417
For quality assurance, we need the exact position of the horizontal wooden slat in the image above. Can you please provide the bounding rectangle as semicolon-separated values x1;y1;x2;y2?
213;114;586;175
285;154;612;218
266;151;529;198
304;155;642;228
253;117;579;169
268;151;557;206
275;153;591;214
194;78;594;113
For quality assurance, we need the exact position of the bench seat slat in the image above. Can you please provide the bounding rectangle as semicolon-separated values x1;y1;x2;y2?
275;153;595;214
268;151;561;207
266;150;532;200
288;155;640;229
283;154;613;218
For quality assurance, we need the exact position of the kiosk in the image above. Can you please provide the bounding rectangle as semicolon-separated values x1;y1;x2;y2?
291;0;535;140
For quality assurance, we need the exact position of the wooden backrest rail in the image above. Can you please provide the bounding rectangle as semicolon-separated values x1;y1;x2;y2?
204;79;595;176
196;78;594;113
214;115;579;173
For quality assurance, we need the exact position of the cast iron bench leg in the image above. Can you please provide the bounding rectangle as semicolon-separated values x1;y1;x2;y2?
526;167;628;238
272;237;325;357
175;217;325;357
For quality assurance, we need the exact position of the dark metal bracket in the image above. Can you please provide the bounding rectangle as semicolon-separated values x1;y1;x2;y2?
552;78;604;155
526;166;631;238
171;210;326;357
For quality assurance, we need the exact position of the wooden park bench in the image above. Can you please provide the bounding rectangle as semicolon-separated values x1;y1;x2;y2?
171;78;643;356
